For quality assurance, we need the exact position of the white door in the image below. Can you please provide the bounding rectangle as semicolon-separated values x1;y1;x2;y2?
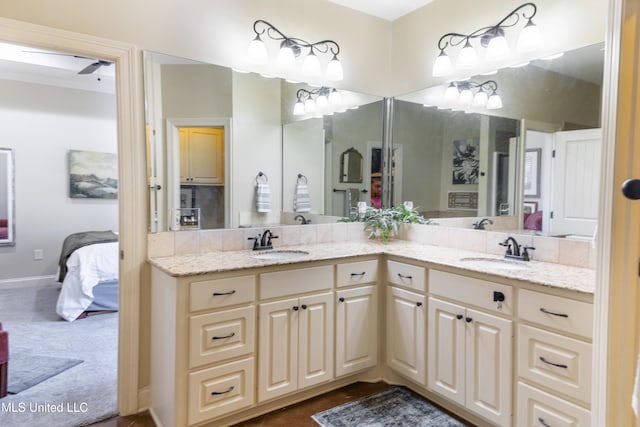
428;297;466;406
386;286;426;385
335;286;378;377
465;308;513;427
298;292;334;389
258;298;298;402
550;128;602;236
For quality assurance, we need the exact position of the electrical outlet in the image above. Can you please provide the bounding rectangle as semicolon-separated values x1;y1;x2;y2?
34;249;44;260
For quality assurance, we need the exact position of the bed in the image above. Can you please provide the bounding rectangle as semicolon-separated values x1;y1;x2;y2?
56;230;119;322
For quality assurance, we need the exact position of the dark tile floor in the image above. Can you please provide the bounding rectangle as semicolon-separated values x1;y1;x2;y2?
89;381;391;427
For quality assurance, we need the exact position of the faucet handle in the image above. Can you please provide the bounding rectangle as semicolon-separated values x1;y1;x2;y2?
248;234;261;250
522;245;535;261
499;240;513;255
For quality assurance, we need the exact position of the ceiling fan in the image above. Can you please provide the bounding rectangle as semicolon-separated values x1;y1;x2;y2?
22;50;113;75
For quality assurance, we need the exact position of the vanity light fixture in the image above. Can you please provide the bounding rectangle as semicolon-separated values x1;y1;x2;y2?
432;2;542;77
445;80;503;110
293;87;343;116
248;19;343;81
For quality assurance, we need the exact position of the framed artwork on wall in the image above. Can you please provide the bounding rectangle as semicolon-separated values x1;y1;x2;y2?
452;139;479;184
69;150;118;199
524;148;541;197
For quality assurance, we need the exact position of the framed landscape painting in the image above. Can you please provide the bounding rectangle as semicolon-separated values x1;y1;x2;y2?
69;150;118;199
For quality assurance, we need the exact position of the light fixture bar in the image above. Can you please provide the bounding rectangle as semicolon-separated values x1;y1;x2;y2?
249;19;343;81
293;86;342;116
432;3;541;77
445;80;502;110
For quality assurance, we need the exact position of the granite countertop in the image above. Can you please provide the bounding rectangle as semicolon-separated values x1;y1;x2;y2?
148;240;595;294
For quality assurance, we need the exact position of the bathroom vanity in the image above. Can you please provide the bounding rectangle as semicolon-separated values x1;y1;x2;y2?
148;240;594;427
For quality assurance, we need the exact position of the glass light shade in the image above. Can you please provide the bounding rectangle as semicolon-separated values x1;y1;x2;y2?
325;55;344;81
473;90;488;106
276;45;296;70
459;88;473;105
486;92;503;109
456;40;478;69
444;83;459;103
517;20;542;52
302;52;322;78
432;50;453;77
328;89;342;105
304;98;317;113
315;94;329;110
247;36;268;64
486;35;509;60
293;101;306;116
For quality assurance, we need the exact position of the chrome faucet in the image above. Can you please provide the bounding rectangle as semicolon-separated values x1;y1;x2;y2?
248;229;279;250
294;214;311;225
499;236;535;261
472;218;493;230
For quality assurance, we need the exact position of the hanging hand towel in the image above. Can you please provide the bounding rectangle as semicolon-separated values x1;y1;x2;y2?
294;180;311;213
255;175;271;213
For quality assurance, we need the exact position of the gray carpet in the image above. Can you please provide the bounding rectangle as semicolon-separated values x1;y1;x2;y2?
0;284;118;427
312;386;469;427
8;353;84;394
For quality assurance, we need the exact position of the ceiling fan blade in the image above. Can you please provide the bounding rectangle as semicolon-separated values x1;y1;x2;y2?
78;60;112;75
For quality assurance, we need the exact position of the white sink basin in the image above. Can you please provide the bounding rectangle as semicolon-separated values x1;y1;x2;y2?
251;250;309;260
458;257;531;271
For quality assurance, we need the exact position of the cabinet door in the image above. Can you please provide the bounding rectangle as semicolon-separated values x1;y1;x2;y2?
428;297;466;406
189;127;224;184
386;286;426;385
179;128;189;183
465;308;513;427
298;292;334;389
336;286;378;377
258;297;298;402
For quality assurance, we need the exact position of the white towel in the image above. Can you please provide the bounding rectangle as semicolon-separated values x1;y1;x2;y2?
256;181;271;212
294;182;311;213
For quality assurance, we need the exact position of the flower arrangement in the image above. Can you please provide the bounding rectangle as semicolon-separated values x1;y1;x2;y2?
340;205;431;243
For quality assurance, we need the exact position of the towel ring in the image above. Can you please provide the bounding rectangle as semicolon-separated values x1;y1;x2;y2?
256;171;268;184
297;173;308;184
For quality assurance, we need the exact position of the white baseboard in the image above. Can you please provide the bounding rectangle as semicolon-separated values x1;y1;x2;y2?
0;275;57;290
137;386;150;411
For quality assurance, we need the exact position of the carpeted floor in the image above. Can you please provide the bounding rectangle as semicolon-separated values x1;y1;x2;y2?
0;284;118;427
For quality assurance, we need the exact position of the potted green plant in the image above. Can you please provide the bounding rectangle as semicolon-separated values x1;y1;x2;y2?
341;205;431;243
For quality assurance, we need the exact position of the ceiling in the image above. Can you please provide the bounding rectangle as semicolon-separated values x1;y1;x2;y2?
327;0;435;21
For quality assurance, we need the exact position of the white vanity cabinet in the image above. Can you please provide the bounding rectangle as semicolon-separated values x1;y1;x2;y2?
335;259;378;377
385;260;427;385
516;289;593;427
257;265;334;403
151;269;257;427
427;270;513;427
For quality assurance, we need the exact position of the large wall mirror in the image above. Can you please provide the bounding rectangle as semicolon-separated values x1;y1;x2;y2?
394;42;604;237
0;147;15;246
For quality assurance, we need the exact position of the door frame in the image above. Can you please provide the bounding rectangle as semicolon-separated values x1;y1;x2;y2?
0;18;145;415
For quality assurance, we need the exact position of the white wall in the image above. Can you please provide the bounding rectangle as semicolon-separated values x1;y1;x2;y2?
0;79;118;281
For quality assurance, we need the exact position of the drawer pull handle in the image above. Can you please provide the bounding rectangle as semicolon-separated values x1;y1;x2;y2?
212;332;235;340
338;297;345;303
211;386;235;396
537;417;553;427
213;290;236;296
539;307;569;318
539;356;568;369
351;272;366;277
397;273;413;279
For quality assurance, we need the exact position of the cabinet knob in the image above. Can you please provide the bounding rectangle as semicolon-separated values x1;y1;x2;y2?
301;304;308;310
456;314;463;320
416;302;423;307
465;317;473;323
338;297;345;303
292;306;299;311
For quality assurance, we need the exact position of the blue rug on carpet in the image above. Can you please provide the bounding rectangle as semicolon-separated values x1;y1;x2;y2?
8;352;83;394
312;386;469;427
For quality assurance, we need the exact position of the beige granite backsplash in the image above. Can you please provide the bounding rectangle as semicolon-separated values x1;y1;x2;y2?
147;222;596;269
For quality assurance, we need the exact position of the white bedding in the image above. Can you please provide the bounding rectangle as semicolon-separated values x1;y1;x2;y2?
56;241;119;322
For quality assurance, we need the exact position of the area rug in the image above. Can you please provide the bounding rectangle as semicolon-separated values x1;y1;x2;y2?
312;386;469;427
7;352;83;394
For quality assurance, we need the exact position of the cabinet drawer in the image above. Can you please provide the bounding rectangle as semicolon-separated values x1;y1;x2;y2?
517;381;590;427
337;259;378;287
259;265;332;300
519;289;593;339
387;260;425;292
189;306;255;368
429;269;513;316
190;275;255;312
518;324;592;405
187;357;254;425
